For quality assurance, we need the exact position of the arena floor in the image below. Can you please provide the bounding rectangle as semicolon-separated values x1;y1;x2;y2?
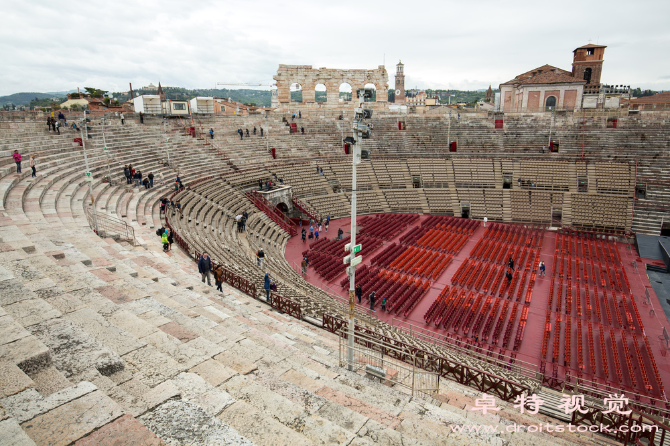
285;215;670;400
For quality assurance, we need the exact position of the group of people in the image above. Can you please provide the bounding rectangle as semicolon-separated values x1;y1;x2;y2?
10;150;36;177
503;256;546;284
291;111;302;120
156;226;173;252
355;285;386;312
124;165;160;189
237;127;262;139
159;197;181;216
46;115;64;134
236;211;248;233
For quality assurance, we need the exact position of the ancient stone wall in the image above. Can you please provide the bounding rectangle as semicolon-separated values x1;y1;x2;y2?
273;65;389;108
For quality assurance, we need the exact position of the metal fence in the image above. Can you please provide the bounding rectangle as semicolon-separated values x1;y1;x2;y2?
85;206;136;245
337;328;440;400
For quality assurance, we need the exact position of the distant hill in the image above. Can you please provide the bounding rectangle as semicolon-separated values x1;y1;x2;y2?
0;92;66;106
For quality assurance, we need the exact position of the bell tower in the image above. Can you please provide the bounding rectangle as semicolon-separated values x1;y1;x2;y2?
394;61;405;103
572;44;606;86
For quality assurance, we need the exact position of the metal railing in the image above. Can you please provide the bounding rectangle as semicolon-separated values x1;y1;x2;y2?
85;206;136;245
337;328;440;400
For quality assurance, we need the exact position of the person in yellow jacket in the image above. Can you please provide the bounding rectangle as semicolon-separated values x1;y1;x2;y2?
162;229;169;251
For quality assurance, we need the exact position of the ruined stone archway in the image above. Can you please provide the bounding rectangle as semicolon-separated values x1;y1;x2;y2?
274;65;388;108
276;202;289;214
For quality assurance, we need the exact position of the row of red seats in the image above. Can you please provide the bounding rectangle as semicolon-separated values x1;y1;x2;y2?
611;289;625;329
643;335;665;395
389;246;452;278
358;213;418;240
339;264;370;289
555;232;620;265
436;290;466;328
424;285;451;323
422;215;478;234
541;311;551;360
626;293;645;334
620;331;636;388
305;251;345;281
564;317;571;368
481;299;503;342
588;323;596;377
513;305;529;351
400;226;429;246
524;272;537;304
599;325;609;382
504;270;520;299
451;258;471;285
450;291;476;331
416;229;469;254
632;336;653;391
460;294;484;334
483;223;544;248
399;280;431;317
515;270;529;303
471;297;493;336
553;313;562;363
501;302;520;349
610;327;624;384
370;243;407;269
576;319;584;370
491;300;511;345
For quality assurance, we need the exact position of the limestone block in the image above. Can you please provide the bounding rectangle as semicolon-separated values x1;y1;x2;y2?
1;382;97;423
107;310;158;339
29;318;123;377
73;414;165;446
0;335;51;374
121;346;181;387
140;400;254;446
217;400;311;446
65;307;146;356
0;362;34;398
0;280;37;306
189;359;237;387
0;315;31;346
4;299;62;327
172;372;235;416
0;417;37;446
20;390;123;445
27;366;71;397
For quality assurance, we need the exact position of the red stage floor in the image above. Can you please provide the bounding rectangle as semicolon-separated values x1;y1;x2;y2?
284;215;670;401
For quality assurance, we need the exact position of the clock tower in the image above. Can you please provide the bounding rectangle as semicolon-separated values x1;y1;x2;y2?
394;61;405;103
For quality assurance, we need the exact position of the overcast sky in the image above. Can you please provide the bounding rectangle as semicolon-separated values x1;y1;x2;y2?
1;0;668;96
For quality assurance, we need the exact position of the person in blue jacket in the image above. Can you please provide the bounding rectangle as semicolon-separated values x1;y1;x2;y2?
264;273;271;301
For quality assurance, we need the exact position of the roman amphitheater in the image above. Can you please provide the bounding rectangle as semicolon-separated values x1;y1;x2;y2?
1;104;670;445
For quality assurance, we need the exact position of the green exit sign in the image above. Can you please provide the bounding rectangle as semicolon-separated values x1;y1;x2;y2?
353;244;362;253
85;172;91;176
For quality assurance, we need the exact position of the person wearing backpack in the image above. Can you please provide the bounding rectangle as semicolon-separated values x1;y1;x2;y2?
161;229;169;251
256;248;265;268
381;296;386;312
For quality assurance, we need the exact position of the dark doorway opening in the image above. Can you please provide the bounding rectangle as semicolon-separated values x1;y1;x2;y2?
461;204;470;219
661;223;670;237
276;202;289;213
412;176;421;188
503;173;512;189
552;209;562;227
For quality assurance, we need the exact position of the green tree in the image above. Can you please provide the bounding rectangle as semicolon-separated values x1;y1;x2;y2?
84;87;108;98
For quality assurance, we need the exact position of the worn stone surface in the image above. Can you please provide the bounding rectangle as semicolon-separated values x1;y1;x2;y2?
107;310;158;339
26;366;71;397
28;318;123;377
0;335;51;374
315;386;401;429
4;299;62;327
65;307;146;356
121;346;181;387
0;362;34;398
172;372;236;416
0;417;37;446
218;400;310;446
158;321;199;343
189;359;237;387
20;390;123;445
1;382;98;423
0;280;37;306
73;414;166;446
140;400;254;446
0;316;31;346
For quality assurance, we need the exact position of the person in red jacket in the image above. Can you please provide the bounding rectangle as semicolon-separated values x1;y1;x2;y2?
12;150;21;174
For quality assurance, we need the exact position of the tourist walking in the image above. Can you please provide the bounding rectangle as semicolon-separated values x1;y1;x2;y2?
260;127;264;137
300;126;304;134
209;128;214;139
253;127;257;135
161;228;169;251
213;265;224;292
539;261;546;277
264;273;271;301
139;112;144;124
58;111;65;127
46;117;52;132
337;228;343;241
298;111;301;119
148;172;154;188
381;296;386;312
124;166;131;184
483;216;488;227
356;284;362;304
12;150;21;173
301;258;307;274
256;248;265;268
314;229;319;241
120;112;125;125
369;291;376;311
30;156;36;177
301;228;306;243
508;257;515;270
198;252;212;286
245;129;249;137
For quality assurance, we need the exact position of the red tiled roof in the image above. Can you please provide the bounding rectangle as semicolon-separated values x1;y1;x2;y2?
630;91;670;104
574;44;607;50
518;71;585;85
501;65;582;86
